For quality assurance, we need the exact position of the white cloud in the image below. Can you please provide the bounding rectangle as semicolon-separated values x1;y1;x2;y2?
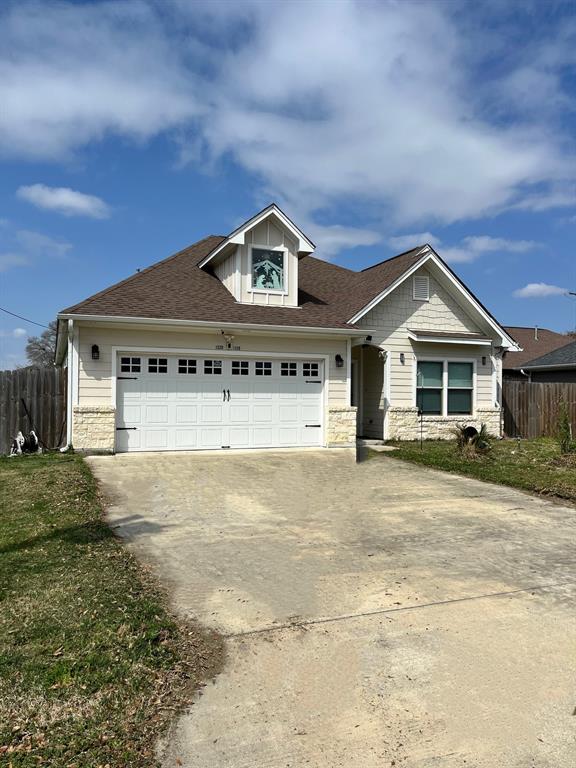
17;184;110;219
440;235;538;263
0;226;72;272
388;233;441;251
0;1;574;254
0;328;28;338
0;253;29;272
513;283;568;298
388;232;539;263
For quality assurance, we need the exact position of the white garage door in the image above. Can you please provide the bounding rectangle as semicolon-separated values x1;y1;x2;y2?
115;354;324;452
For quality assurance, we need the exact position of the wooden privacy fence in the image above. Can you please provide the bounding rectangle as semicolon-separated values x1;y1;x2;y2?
0;367;67;454
502;380;576;438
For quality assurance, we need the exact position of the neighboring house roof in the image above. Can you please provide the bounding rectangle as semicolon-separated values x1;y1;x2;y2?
502;326;570;369
522;338;576;370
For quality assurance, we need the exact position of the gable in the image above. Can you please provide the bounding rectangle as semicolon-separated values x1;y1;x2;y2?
355;265;483;337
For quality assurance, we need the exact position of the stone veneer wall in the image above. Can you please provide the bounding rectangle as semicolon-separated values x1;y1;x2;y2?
72;406;116;452
386;406;502;441
327;406;358;446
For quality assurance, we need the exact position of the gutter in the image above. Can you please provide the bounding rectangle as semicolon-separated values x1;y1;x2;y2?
56;313;374;337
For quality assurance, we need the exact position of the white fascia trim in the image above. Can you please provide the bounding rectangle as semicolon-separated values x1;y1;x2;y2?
407;330;492;346
57;313;371;337
349;249;519;350
198;204;315;269
522;363;575;371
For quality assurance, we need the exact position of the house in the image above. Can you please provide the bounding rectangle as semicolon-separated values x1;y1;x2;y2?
54;204;518;453
502;326;570;380
519;339;576;382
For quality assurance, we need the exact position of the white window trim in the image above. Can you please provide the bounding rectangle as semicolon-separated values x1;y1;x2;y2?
414;356;477;417
413;275;429;302
247;243;288;296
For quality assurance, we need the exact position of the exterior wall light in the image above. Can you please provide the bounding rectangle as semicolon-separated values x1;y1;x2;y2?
400;352;405;364
335;354;344;368
91;344;100;360
482;356;487;366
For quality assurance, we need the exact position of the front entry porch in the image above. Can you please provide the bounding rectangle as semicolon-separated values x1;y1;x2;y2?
351;344;388;440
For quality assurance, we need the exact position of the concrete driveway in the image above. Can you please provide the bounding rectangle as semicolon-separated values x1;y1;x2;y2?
87;449;576;768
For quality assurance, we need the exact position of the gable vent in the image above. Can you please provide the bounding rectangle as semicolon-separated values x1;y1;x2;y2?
413;275;429;301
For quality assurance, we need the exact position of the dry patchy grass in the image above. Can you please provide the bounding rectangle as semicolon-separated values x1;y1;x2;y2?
0;453;224;767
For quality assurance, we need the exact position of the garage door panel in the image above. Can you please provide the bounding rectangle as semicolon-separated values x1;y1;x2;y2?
278;427;298;445
229;426;250;447
175;429;198;449
116;355;324;452
145;381;169;399
229;404;250;423
143;430;169;449
253;427;273;447
175;405;198;424
120;405;142;424
279;404;298;423
198;428;225;449
145;405;169;424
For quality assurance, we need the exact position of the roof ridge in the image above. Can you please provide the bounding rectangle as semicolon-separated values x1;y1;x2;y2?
60;234;225;314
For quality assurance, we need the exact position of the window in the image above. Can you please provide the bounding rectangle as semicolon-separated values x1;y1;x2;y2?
178;359;196;374
413;275;429;301
281;362;297;377
232;360;249;376
255;361;272;376
303;362;320;378
120;356;140;373
447;362;473;415
148;357;168;373
251;247;285;291
204;359;222;375
416;361;443;414
416;360;474;415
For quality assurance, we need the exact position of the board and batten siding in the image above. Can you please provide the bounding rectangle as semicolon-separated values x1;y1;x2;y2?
239;220;299;307
355;267;497;409
76;324;348;408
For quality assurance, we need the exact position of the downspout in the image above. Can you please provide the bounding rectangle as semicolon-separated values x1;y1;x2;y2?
65;319;74;447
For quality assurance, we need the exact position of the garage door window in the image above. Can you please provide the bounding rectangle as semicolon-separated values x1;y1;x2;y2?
204;359;222;375
148;358;168;374
255;361;272;376
303;362;319;377
281;362;297;376
120;356;141;373
178;359;197;374
232;360;249;375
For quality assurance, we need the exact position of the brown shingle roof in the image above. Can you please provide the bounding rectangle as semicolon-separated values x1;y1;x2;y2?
60;237;427;330
502;326;571;369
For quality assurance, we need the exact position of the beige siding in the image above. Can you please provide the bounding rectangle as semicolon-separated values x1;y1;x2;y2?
239;221;299;307
214;250;237;296
77;324;348;410
356;267;498;410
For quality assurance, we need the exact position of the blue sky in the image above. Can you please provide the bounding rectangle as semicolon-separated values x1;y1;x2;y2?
0;0;575;368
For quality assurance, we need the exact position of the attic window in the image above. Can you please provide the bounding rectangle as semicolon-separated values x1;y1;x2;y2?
413;275;429;301
251;247;285;291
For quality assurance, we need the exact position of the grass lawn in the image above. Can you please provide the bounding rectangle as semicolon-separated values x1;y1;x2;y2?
382;438;576;503
0;453;223;767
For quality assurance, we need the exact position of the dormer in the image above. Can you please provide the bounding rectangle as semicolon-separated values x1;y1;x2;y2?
198;204;315;307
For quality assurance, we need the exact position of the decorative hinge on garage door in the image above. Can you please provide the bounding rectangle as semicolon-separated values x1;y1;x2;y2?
116;427;138;431
305;380;322;383
305;424;321;428
117;376;138;380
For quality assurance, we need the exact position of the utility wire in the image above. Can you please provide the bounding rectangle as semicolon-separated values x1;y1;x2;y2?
0;306;49;329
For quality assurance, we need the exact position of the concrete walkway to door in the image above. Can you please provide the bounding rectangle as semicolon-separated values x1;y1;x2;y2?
87;449;576;768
